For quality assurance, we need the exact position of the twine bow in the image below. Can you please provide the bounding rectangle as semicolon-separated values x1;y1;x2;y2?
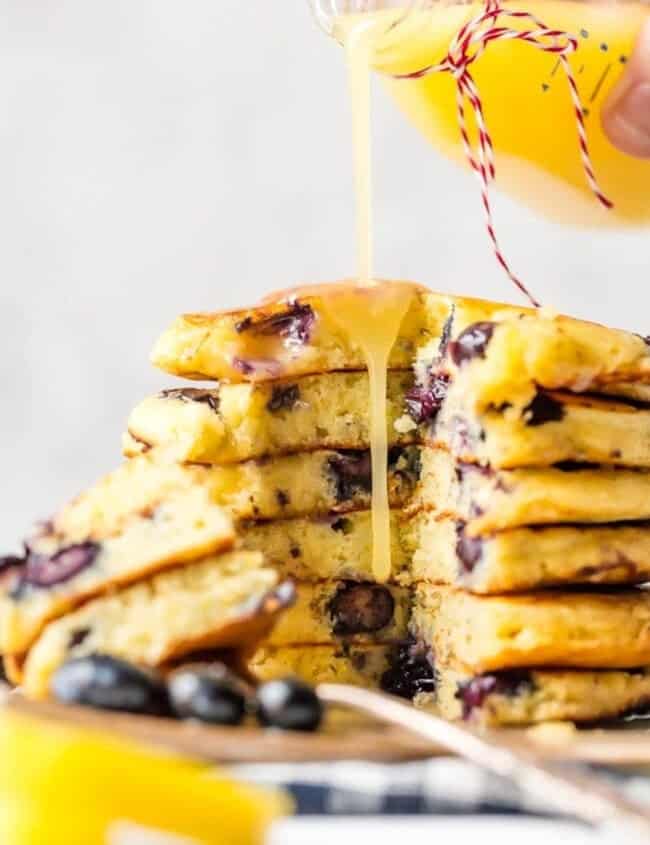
395;0;613;307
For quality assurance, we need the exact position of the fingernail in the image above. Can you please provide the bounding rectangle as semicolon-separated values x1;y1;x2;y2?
603;81;650;158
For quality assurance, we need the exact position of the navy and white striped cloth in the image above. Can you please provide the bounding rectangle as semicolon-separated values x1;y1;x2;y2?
230;759;650;817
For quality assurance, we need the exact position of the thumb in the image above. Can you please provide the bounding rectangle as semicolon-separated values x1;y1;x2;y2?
602;18;650;157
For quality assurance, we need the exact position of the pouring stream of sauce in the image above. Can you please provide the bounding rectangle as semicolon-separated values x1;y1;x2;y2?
273;15;417;581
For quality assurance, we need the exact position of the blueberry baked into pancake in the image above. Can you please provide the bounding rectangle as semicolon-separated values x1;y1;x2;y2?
435;384;650;470
430;667;650;727
415;448;650;534
9;282;650;731
262;580;410;647
406;517;650;593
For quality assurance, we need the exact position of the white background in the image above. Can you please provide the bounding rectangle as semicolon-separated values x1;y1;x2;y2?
1;0;649;551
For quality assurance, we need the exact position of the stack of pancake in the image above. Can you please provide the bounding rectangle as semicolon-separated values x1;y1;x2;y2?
409;305;650;725
7;285;650;727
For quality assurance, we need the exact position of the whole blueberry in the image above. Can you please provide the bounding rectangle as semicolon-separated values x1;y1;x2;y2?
328;582;395;635
51;654;169;716
255;678;323;732
168;665;247;726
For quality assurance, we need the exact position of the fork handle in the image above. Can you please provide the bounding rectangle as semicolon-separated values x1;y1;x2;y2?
317;682;650;838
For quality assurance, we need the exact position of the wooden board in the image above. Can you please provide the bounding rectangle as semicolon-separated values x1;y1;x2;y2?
8;692;650;767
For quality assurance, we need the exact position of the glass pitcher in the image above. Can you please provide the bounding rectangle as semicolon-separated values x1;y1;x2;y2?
310;0;650;227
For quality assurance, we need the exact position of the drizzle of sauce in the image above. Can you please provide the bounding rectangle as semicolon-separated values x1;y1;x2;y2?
268;280;415;583
321;281;414;583
265;17;418;582
330;16;417;581
345;16;376;284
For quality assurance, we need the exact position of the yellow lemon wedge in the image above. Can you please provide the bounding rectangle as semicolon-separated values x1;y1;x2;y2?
0;711;290;845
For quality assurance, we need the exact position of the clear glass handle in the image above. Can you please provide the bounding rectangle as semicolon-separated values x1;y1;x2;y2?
308;0;423;36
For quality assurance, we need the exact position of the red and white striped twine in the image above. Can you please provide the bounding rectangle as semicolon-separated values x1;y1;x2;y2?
394;0;613;308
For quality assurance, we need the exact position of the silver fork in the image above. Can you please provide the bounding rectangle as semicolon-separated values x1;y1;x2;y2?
318;683;650;839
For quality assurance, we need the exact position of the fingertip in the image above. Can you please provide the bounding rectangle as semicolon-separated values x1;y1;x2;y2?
602;17;650;157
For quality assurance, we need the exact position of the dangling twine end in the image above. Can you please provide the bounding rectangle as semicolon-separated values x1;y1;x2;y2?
513;278;541;309
394;0;614;308
493;229;541;308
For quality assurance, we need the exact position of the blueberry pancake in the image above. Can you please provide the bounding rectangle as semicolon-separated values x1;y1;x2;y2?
239;510;408;582
406;516;650;593
33;448;418;537
249;644;395;689
415;447;650;535
267;581;410;646
124;371;416;464
20;551;292;699
151;285;441;382
414;311;650;418
0;482;235;657
428;666;650;726
433;383;650;469
413;586;650;672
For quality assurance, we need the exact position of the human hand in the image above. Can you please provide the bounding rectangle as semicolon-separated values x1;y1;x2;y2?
602;19;650;157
